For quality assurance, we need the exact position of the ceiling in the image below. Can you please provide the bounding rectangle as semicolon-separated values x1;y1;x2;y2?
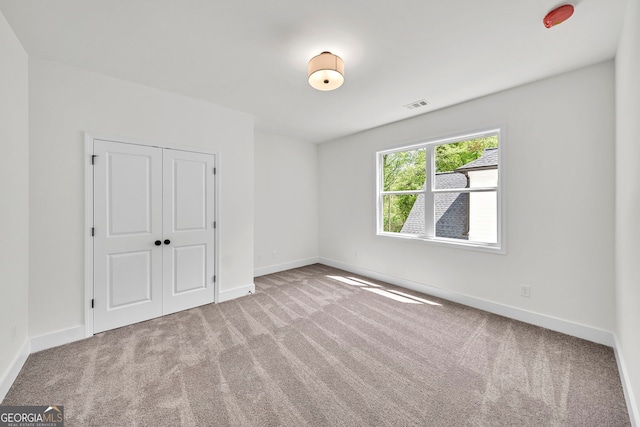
0;0;628;143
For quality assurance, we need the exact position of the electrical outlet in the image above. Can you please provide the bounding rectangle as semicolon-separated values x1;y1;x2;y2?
272;250;277;258
257;254;263;261
520;284;531;298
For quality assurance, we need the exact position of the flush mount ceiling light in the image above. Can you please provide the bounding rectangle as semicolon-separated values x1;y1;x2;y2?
308;51;344;91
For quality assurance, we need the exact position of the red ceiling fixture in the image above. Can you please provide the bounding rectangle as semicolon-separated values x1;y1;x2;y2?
543;4;575;28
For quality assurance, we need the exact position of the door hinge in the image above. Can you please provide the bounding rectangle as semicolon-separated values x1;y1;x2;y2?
91;155;97;165
91;299;94;308
213;275;216;283
213;221;216;229
213;167;216;175
91;227;95;236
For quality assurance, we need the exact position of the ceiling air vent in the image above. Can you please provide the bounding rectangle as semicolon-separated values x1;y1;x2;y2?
404;99;429;110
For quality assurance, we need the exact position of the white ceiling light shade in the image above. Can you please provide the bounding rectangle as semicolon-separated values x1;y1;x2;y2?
308;51;344;91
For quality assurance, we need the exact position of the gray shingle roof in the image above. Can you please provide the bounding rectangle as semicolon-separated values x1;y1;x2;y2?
400;148;498;236
435;171;468;189
401;172;469;238
455;147;498;172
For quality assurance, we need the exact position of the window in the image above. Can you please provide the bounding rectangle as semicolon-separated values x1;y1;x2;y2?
377;129;503;252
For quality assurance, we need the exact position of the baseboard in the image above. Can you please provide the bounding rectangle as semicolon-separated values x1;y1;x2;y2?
254;257;320;277
614;335;639;427
0;339;30;402
218;283;256;303
319;257;615;347
30;326;85;353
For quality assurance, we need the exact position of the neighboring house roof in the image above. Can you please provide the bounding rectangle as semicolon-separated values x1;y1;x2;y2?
400;147;498;236
435;171;468;189
455;147;498;172
401;172;469;237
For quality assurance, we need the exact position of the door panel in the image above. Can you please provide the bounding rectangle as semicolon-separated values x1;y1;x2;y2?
94;141;163;333
107;153;154;236
109;251;153;307
173;159;207;231
163;149;215;315
173;245;206;294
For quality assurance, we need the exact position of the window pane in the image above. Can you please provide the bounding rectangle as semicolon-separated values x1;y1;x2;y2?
435;192;469;240
434;136;498;189
382;148;426;191
382;194;420;233
376;129;502;250
434;191;497;243
468;191;497;243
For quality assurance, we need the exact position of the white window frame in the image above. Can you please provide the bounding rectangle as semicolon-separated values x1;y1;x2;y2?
376;127;505;254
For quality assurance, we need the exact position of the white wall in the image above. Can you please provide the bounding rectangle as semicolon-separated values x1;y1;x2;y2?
0;10;29;395
28;58;254;338
254;132;318;276
615;0;640;419
319;61;615;332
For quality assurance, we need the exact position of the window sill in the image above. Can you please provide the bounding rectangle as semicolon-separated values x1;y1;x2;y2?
376;232;506;255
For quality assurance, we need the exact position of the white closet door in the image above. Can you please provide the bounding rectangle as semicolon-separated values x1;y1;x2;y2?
162;149;216;315
93;141;163;333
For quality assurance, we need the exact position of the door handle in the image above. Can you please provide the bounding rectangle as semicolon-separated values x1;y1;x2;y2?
164;239;171;245
155;240;162;246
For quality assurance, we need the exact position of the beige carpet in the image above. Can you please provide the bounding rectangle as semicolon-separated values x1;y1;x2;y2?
2;264;631;426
